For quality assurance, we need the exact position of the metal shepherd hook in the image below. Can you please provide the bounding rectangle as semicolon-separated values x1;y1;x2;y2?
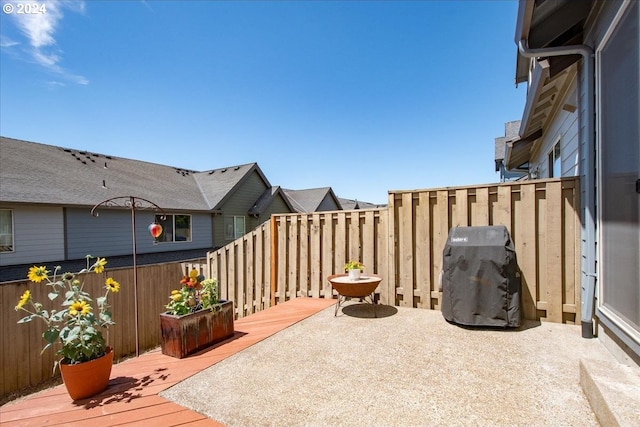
91;196;166;357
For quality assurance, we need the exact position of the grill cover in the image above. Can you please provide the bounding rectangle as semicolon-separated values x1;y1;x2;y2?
441;225;521;327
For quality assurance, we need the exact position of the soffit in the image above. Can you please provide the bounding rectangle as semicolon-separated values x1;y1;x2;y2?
515;0;594;84
505;129;543;170
520;62;574;141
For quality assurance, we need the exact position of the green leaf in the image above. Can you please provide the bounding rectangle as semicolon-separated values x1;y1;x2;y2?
51;310;66;322
63;326;80;343
17;315;34;324
48;292;58;301
43;329;59;344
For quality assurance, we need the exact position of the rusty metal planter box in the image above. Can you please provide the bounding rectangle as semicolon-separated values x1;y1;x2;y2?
160;300;234;358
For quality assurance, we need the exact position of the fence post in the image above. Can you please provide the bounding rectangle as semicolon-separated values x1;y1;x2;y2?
270;215;278;306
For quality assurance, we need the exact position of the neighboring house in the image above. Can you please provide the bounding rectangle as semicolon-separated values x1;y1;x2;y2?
508;0;639;362
494;120;529;181
0;137;294;267
338;197;388;210
283;187;342;212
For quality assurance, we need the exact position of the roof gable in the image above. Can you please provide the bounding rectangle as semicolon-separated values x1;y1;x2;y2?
248;186;294;216
283;187;342;213
193;163;270;210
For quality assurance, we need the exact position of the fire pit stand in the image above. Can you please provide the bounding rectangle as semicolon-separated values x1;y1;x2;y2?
328;274;382;317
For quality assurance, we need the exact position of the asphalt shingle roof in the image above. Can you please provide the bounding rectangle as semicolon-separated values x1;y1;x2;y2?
0;137;263;212
283;187;338;212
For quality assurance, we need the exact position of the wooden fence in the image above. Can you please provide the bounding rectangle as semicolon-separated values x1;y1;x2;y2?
207;177;581;324
0;261;200;399
0;177;580;399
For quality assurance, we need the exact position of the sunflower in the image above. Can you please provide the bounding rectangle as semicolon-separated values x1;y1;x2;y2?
105;278;120;293
69;300;91;316
27;266;49;283
15;290;31;310
94;257;107;274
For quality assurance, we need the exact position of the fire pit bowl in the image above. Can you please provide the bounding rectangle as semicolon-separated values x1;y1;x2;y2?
328;274;383;316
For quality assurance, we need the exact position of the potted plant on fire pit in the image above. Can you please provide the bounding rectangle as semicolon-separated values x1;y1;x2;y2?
15;255;121;400
344;260;365;281
159;269;234;358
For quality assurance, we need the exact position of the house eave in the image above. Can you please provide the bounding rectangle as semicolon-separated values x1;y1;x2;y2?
514;0;594;84
505;128;543;170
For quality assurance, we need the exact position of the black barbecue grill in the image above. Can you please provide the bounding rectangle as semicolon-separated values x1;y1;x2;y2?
441;225;521;328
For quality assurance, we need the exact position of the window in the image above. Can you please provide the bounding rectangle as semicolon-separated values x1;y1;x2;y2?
0;209;13;252
154;214;191;243
548;142;561;178
224;216;246;240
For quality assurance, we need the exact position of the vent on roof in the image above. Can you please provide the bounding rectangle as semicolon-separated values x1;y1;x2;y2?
104;162;108;168
102;180;107;189
221;168;227;173
209;170;215;175
106;156;112;159
234;166;240;170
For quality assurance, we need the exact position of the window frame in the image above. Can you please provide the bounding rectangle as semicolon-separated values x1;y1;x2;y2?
154;213;192;243
224;215;246;240
0;209;14;252
548;140;561;178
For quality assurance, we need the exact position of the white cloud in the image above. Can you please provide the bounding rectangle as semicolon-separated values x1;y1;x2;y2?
0;35;20;48
6;0;88;84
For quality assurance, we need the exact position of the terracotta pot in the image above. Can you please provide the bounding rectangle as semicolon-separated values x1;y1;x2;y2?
160;300;235;358
59;347;113;400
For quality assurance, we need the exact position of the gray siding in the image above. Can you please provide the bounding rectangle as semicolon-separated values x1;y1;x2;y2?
257;195;292;226
214;171;269;246
66;208;213;259
317;194;340;211
530;76;580;178
0;205;65;266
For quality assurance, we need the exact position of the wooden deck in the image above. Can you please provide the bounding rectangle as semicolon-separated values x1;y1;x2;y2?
0;298;336;427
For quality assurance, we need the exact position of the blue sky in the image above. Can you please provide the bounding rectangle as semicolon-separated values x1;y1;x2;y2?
1;1;525;205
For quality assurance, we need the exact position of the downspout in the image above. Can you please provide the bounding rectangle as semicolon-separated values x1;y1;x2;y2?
518;39;596;338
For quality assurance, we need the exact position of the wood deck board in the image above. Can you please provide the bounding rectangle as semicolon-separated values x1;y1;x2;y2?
0;298;335;427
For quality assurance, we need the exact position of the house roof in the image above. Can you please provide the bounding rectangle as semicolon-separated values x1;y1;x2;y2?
283;187;341;213
509;0;594;169
247;185;294;217
494;120;521;170
505;128;543;170
514;0;594;84
0;136;268;212
193;163;270;211
337;197;387;210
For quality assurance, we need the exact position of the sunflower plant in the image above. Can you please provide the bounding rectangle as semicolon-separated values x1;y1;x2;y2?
165;269;219;316
15;255;120;373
